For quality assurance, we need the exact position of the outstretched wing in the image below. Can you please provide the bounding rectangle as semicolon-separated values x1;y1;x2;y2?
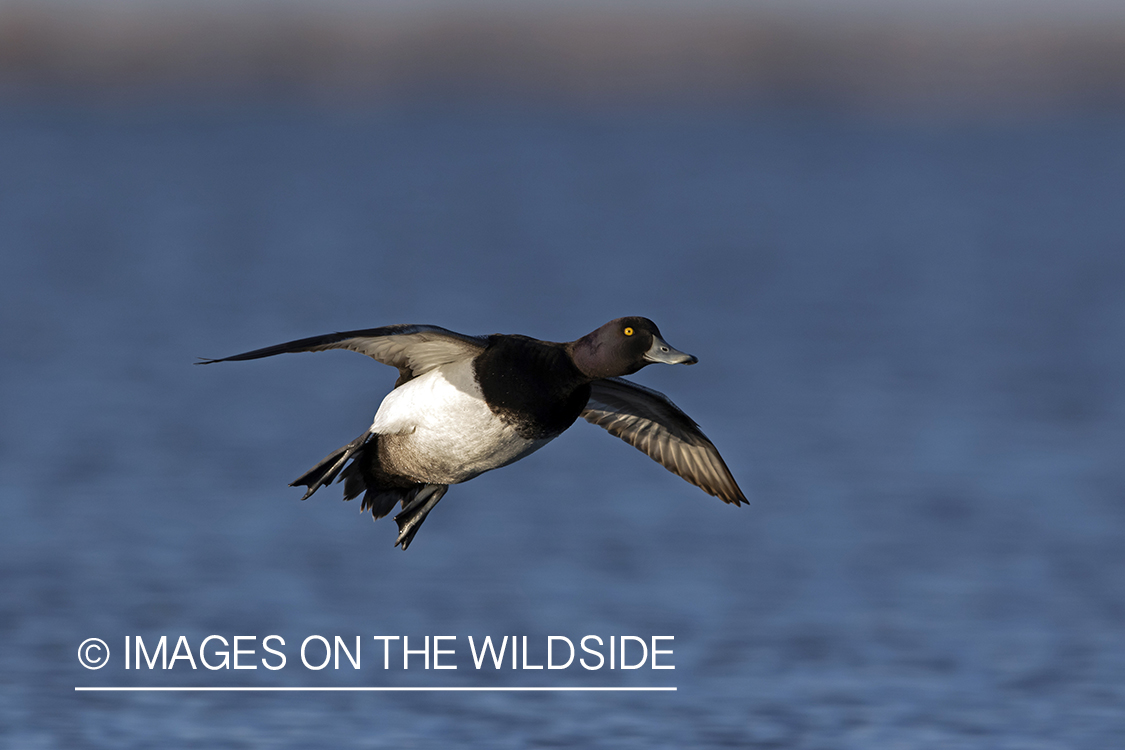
197;324;487;385
582;377;746;505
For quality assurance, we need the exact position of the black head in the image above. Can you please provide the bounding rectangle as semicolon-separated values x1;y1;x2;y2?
570;317;697;379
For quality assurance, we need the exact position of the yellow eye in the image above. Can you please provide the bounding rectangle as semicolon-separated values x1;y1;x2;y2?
623;327;634;336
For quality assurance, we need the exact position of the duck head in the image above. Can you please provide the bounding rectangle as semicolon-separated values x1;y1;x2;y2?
570;316;697;379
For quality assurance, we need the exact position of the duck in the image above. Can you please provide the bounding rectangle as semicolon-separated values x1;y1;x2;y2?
198;317;745;550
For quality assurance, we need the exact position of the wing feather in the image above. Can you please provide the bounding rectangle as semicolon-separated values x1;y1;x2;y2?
197;324;487;384
582;377;746;505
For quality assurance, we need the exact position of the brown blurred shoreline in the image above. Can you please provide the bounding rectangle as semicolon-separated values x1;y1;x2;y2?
2;5;1124;108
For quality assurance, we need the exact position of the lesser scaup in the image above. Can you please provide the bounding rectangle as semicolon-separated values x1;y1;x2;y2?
199;317;745;549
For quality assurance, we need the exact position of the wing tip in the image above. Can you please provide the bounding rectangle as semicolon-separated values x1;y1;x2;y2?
711;484;748;506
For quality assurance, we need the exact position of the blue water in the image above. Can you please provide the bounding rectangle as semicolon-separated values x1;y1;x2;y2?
2;99;1124;748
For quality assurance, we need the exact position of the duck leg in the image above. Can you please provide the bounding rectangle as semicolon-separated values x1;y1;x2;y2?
394;484;448;550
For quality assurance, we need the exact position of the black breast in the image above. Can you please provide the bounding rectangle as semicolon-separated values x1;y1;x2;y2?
472;335;592;440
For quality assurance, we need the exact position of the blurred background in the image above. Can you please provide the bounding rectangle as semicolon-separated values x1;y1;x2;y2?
2;0;1124;747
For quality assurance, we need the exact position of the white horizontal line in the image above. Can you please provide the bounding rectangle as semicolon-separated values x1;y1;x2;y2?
75;686;676;692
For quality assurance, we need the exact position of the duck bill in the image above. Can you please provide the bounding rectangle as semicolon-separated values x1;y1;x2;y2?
643;335;698;365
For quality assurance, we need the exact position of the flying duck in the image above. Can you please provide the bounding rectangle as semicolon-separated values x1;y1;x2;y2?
199;317;744;549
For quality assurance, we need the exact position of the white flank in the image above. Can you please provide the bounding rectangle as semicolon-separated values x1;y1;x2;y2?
370;360;551;484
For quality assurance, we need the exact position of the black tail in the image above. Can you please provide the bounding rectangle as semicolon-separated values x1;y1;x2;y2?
289;431;373;501
292;433;448;551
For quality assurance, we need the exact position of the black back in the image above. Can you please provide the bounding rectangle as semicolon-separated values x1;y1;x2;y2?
473;335;592;440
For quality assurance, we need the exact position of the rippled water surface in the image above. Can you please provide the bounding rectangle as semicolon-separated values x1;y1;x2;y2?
2;100;1123;748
